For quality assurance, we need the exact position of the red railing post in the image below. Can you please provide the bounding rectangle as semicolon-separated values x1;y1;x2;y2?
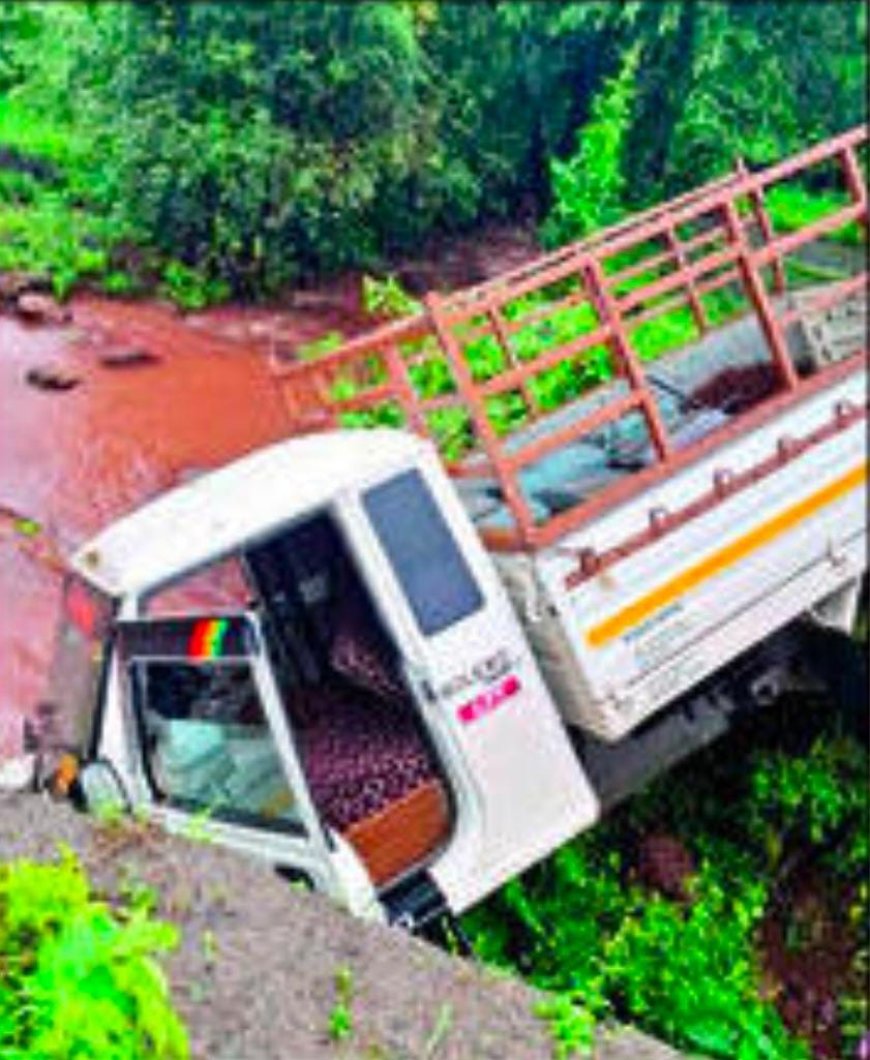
486;304;539;418
722;200;799;390
841;144;869;239
663;224;708;333
424;293;536;546
382;343;426;436
736;157;787;294
583;256;674;462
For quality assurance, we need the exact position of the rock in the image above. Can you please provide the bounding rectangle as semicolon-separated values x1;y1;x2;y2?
291;289;347;311
15;292;73;327
248;321;274;338
0;754;36;793
24;362;82;392
0;270;52;305
98;346;161;369
636;833;696;902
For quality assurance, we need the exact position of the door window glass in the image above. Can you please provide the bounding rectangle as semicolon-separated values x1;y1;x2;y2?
364;470;483;635
128;657;304;834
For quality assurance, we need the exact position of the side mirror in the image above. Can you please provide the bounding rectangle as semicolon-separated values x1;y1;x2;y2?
78;759;131;816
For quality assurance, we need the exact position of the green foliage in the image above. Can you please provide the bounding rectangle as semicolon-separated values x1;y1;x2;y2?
0;89;122;299
362;273;421;319
327;964;355;1043
764;184;864;247
296;331;345;363
465;712;867;1060
540;46;640;246
161;260;230;311
602;868;803;1059
0;2;864;301
535;993;596;1059
470;838;806;1058
628;287;743;362
627;3;867;200
0;847;188;1059
0;195;113;300
746;736;868;874
314;267;744;461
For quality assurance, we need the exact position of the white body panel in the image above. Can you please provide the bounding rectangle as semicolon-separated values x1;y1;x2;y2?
76;431;599;917
75;431;430;598
498;372;867;740
352;448;599;913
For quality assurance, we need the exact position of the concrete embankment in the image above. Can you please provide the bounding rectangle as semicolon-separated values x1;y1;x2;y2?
0;791;689;1060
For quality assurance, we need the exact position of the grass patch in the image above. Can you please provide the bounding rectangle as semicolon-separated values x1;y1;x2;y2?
464;701;868;1060
0;97;220;304
765;184;864;247
0;98;94;181
0;97;130;298
0;198;114;298
0;847;188;1058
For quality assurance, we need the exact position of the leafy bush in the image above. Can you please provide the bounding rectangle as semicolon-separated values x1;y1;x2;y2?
468;838;807;1059
0;198;111;299
661;4;866;195
0;847;188;1059
161;260;230;311
0;3;863;302
465;709;868;1059
362;273;421;319
540;46;640;248
747;736;868;865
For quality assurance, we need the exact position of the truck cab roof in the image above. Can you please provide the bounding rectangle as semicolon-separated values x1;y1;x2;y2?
73;429;427;598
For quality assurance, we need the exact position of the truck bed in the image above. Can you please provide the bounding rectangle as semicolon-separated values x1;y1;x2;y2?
273;127;867;739
495;356;865;738
458;286;864;536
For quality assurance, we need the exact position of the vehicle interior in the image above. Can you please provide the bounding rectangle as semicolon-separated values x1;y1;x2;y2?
133;657;305;830
244;512;452;887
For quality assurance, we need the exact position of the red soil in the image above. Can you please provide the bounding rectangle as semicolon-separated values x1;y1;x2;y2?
0;290;364;754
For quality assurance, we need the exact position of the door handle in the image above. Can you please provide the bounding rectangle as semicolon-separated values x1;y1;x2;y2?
403;660;438;707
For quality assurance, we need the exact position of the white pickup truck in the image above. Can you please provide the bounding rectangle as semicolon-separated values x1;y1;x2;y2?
47;128;867;932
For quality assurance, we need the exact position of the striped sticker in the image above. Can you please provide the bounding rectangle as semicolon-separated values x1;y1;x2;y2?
187;617;231;660
586;462;867;648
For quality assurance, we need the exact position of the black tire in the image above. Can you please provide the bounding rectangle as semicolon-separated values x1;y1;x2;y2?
801;623;868;745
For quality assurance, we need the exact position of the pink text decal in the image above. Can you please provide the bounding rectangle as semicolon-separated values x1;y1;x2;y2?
457;675;521;725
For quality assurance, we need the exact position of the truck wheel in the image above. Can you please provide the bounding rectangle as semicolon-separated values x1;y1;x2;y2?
801;624;868;745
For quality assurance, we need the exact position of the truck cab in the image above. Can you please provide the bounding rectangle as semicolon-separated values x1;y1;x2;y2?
55;431;598;926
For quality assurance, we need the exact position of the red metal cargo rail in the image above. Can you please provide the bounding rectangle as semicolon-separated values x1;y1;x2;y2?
273;127;868;557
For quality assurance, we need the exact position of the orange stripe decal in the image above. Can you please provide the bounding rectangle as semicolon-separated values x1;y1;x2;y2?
586;463;867;648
